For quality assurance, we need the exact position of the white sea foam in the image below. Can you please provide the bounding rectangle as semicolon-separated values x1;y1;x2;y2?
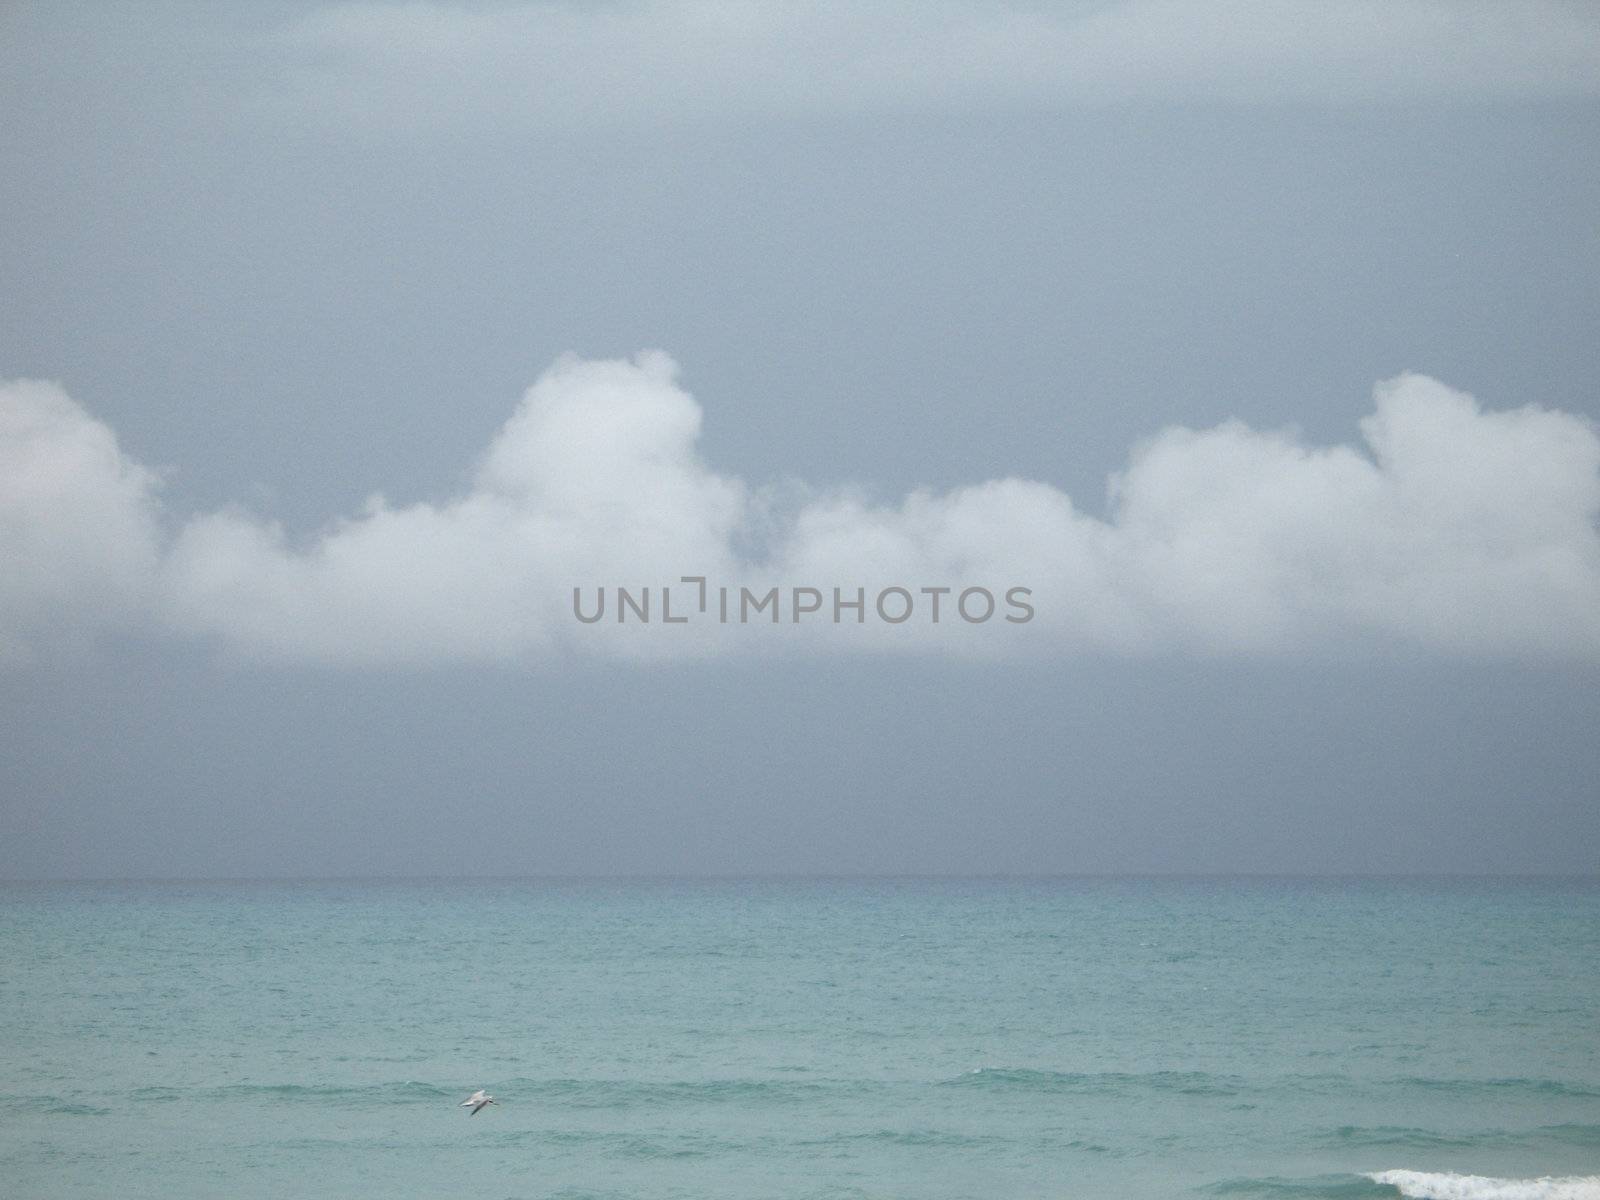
1369;1171;1600;1200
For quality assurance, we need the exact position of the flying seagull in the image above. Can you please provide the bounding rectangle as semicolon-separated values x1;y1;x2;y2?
460;1089;496;1115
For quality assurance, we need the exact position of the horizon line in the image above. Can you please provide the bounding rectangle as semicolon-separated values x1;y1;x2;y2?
4;870;1598;886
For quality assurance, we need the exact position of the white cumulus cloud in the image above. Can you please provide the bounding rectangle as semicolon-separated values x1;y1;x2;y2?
164;352;745;663
0;380;163;661
1;354;1597;665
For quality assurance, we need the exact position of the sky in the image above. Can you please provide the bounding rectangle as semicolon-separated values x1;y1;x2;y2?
2;0;1598;878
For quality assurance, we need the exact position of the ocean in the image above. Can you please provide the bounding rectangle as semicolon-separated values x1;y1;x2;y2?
1;877;1596;1200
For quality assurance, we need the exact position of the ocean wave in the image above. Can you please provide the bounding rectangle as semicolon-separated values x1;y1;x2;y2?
127;1080;456;1106
1330;1126;1476;1150
795;1128;1009;1150
945;1067;1241;1096
538;1129;724;1160
43;1102;113;1117
1332;1125;1600;1152
525;1077;838;1109
1391;1078;1600;1101
1368;1172;1600;1200
1540;1125;1600;1148
1202;1174;1391;1198
116;1076;850;1112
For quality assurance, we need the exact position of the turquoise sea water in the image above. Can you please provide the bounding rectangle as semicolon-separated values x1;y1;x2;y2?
2;878;1597;1200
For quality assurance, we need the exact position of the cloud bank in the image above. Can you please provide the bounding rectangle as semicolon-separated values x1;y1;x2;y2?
0;382;164;660
2;354;1598;665
273;0;1600;133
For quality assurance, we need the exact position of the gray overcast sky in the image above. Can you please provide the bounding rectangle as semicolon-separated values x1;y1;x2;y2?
2;1;1598;877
